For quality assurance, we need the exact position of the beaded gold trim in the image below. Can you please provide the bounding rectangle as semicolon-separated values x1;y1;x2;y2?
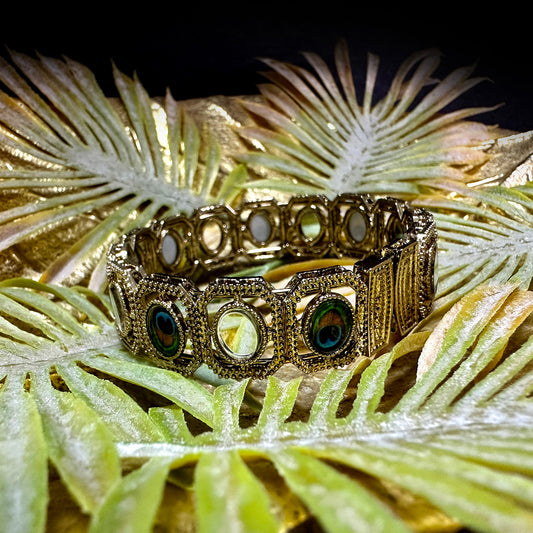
106;193;437;380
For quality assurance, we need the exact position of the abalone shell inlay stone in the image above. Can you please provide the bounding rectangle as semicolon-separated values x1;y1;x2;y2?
307;297;354;354
146;303;182;358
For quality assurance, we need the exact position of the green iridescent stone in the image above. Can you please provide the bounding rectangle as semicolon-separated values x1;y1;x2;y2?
146;303;182;358
308;297;353;354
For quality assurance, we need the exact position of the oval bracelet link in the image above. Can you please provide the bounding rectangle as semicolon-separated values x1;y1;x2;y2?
106;193;437;380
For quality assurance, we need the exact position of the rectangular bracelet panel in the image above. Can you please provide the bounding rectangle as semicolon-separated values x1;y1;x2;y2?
394;241;420;335
367;258;394;354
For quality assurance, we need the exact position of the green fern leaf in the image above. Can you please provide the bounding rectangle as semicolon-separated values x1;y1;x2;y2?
0;52;246;289
10;280;523;533
0;278;218;530
0;374;47;533
88;457;173;533
237;41;498;197
195;450;279;533
2;277;533;530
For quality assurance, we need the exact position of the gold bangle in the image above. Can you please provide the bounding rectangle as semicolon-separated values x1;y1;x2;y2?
106;193;437;380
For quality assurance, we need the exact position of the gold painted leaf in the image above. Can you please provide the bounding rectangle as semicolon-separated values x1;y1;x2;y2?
0;53;247;290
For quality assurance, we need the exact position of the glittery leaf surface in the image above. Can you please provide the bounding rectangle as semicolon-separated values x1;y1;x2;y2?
1;280;533;532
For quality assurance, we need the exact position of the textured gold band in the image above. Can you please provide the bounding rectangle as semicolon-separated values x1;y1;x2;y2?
106;193;437;380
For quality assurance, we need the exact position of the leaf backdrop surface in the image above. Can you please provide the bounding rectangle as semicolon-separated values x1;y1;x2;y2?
237;41;499;196
2;279;533;532
0;43;532;533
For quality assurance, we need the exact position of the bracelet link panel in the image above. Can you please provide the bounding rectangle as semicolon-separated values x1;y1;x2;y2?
329;193;377;257
394;242;420;335
413;208;438;318
284;195;331;258
285;265;368;373
238;199;285;262
367;258;394;354
158;216;196;275
192;204;237;272
133;274;202;375
107;194;437;379
197;276;286;380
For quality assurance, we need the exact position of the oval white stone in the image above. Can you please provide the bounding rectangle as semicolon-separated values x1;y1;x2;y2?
249;212;272;243
348;211;367;242
161;233;179;265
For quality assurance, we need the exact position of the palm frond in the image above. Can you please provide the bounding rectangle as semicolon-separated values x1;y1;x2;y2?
0;277;221;531
414;181;533;316
114;282;533;533
237;41;498;197
0;52;247;290
3;277;533;531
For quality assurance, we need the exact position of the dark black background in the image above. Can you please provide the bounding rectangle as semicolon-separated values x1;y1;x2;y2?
2;6;531;132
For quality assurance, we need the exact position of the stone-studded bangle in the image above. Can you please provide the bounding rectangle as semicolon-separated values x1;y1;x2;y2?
106;193;437;380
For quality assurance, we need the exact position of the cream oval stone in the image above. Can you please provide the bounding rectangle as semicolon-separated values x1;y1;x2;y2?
216;309;261;359
249;212;272;243
161;233;179;265
201;218;223;252
348;211;367;242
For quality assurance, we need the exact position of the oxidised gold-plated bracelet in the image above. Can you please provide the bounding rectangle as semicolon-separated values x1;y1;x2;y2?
106;193;437;380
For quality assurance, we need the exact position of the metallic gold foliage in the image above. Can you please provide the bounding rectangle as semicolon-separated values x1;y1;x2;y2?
471;130;533;187
0;54;247;290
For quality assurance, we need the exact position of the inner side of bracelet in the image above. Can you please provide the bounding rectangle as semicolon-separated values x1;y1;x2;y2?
106;193;437;380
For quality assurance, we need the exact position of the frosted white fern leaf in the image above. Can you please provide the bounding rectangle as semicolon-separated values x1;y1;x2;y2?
237;42;498;196
415;181;533;315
